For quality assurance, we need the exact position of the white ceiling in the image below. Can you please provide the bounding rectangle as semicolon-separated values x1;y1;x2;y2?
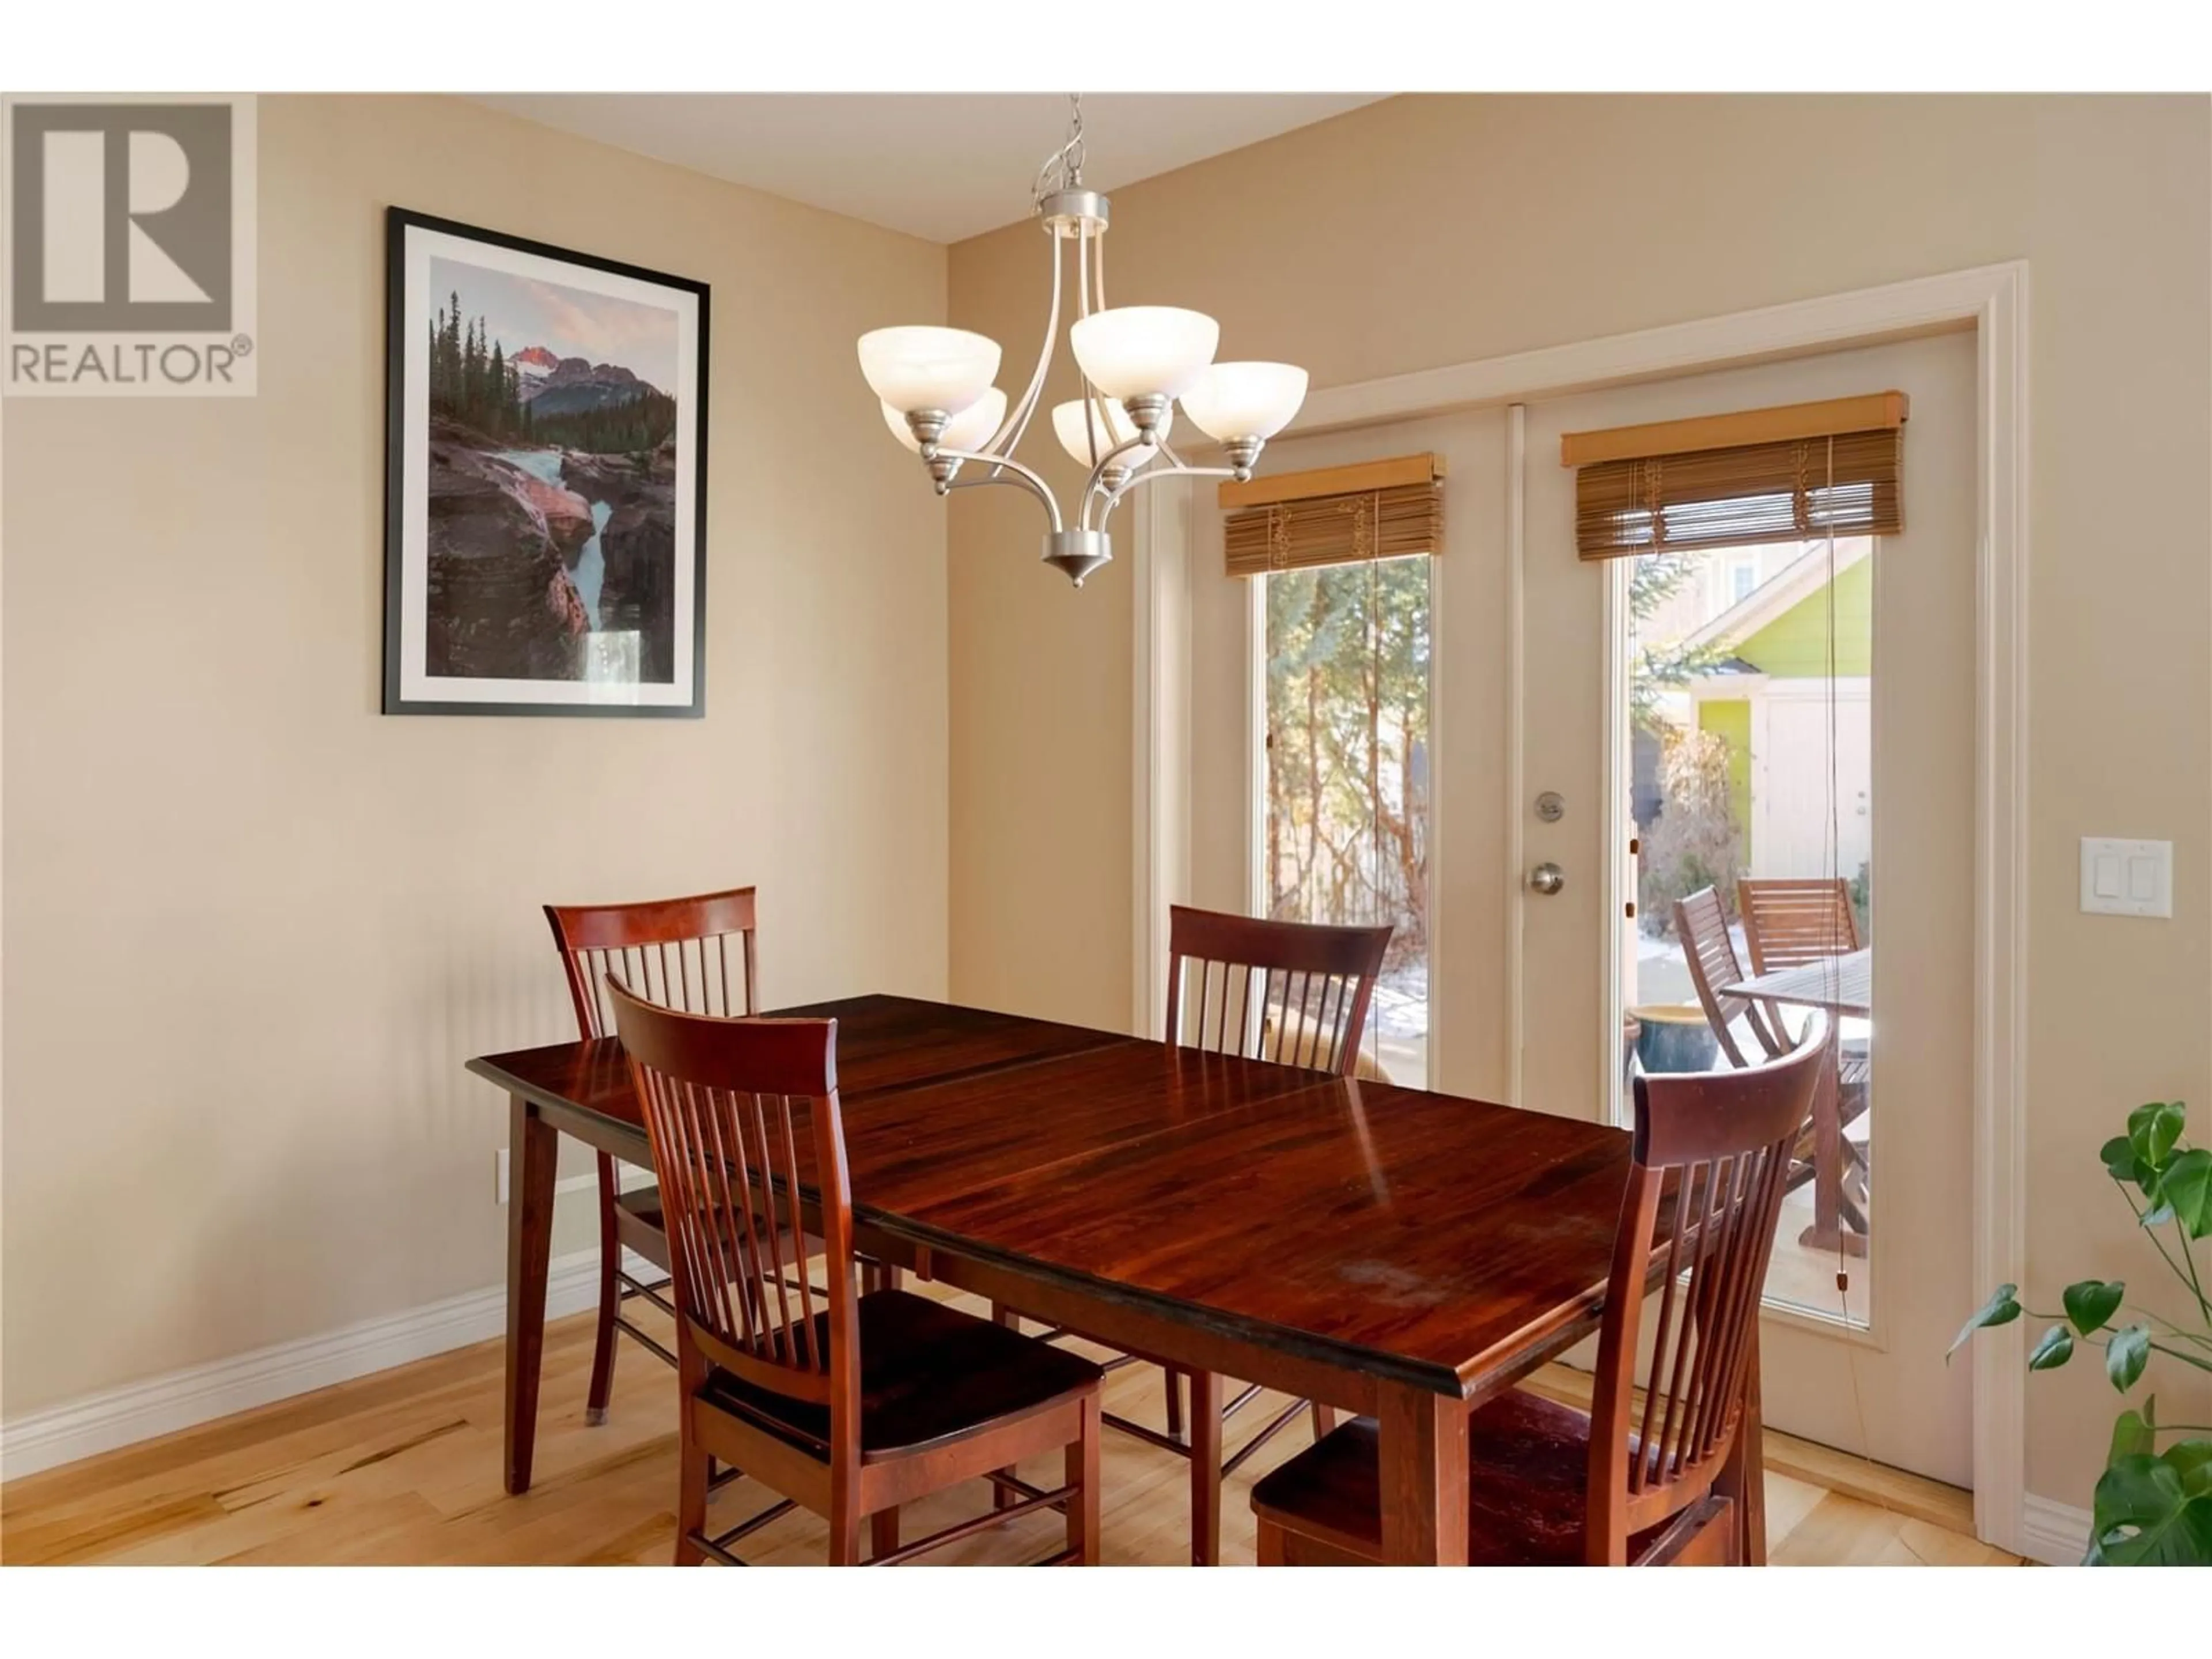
469;94;1386;244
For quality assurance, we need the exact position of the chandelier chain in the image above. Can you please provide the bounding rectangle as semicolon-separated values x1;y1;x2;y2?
1033;93;1086;209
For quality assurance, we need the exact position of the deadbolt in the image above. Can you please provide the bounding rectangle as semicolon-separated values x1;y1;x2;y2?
1528;862;1566;896
1535;791;1565;823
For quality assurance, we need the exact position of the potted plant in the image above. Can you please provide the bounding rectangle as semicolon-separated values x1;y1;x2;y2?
1953;1100;2212;1564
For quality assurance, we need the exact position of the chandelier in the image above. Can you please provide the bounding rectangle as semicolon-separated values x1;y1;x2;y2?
857;96;1308;588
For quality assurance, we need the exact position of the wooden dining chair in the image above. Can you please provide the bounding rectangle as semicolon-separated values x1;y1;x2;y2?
544;886;894;1426
1251;1015;1829;1566
1673;886;1785;1070
995;903;1392;1565
608;979;1104;1565
544;887;764;1425
1737;877;1861;975
1677;886;1869;1222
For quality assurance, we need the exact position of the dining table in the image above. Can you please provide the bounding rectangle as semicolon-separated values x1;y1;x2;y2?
468;991;1764;1565
1717;949;1871;1256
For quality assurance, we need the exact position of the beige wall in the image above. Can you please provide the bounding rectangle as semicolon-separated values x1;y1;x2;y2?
1;95;949;1416
946;95;2212;1505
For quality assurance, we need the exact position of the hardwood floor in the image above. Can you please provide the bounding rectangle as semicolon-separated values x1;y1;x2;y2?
1;1286;2020;1566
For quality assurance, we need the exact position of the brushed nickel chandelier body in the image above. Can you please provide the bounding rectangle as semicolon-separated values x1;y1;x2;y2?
858;97;1308;587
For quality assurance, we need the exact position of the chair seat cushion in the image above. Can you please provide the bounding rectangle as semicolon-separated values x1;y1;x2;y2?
1250;1389;1676;1566
698;1290;1101;1461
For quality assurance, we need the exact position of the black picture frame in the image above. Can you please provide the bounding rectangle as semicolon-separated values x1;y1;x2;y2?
381;207;710;717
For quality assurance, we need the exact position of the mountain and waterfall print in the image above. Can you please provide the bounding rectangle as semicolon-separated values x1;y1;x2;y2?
421;255;681;686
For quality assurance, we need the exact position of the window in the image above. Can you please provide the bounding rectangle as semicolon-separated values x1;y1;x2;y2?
1626;536;1875;1324
1259;556;1431;1083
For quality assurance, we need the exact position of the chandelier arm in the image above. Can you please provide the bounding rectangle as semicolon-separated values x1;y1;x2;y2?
1079;228;1111;468
1078;433;1164;525
933;448;1064;531
1097;462;1235;528
1074;227;1104;470
984;229;1063;462
1090;433;1154;480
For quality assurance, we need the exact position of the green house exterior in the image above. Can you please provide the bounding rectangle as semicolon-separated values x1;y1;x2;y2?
1697;697;1755;839
1691;558;1873;858
1733;556;1872;677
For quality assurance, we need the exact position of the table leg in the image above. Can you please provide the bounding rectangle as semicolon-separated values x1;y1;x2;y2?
505;1092;558;1495
1189;1370;1222;1566
1375;1383;1468;1565
1797;1022;1866;1257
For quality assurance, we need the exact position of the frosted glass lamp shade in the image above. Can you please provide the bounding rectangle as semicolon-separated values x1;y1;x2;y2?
1069;306;1218;400
857;326;1001;416
881;388;1007;454
1180;362;1309;442
1051;397;1173;467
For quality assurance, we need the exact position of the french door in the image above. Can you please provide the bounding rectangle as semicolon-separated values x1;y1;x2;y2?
1188;327;1979;1485
1517;330;1979;1484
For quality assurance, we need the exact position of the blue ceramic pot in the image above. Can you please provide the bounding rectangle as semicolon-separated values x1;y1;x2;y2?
1632;1005;1719;1074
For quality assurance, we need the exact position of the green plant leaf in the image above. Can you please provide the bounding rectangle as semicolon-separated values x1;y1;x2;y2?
2156;1147;2212;1240
2092;1453;2212;1566
2102;1134;2152;1191
2064;1279;2126;1335
2167;1439;2212;1498
2128;1101;2186;1173
2028;1325;2075;1370
2110;1399;2157;1463
2107;1324;2152;1392
1948;1283;2021;1359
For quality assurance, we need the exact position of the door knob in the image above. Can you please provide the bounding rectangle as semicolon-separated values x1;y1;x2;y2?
1528;862;1565;896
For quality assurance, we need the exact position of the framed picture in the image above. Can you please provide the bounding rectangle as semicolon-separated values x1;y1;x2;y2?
382;208;709;717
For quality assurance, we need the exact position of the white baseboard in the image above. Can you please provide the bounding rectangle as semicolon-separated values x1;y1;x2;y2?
2019;1493;2093;1565
0;1244;660;1483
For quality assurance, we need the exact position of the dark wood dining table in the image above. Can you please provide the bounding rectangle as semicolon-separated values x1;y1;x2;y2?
469;992;1760;1565
1718;949;1871;1256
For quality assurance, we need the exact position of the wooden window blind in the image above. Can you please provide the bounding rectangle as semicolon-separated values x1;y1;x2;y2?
1562;392;1907;561
1219;453;1443;578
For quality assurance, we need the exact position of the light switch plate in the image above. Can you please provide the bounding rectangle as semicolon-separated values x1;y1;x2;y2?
2080;837;2172;919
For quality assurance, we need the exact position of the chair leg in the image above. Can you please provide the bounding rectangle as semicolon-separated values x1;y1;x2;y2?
675;1425;708;1566
585;1154;621;1426
1163;1367;1185;1445
1310;1402;1336;1439
830;1487;863;1566
1189;1370;1222;1566
870;1507;900;1562
1255;1515;1286;1567
1069;1393;1101;1565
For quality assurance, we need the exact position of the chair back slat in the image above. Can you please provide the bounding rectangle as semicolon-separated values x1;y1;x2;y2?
544;887;759;1039
1164;905;1393;1078
608;979;855;1416
1673;887;1785;1067
1585;1016;1828;1562
1738;878;1859;974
